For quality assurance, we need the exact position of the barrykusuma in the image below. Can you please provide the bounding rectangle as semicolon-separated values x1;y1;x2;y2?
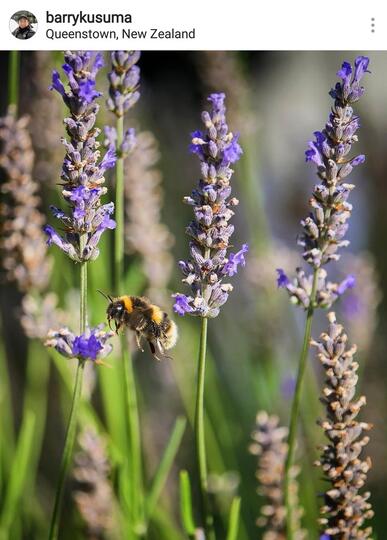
46;11;132;26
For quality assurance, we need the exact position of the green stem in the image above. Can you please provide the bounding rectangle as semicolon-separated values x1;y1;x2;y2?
284;268;318;540
194;316;215;540
114;115;125;291
114;114;144;535
8;51;20;115
123;338;144;533
48;259;87;540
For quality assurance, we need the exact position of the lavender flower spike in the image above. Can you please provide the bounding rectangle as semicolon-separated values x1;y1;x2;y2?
312;313;373;538
173;92;247;318
107;51;140;118
105;51;140;158
249;411;306;540
280;57;370;540
280;56;369;309
45;51;116;262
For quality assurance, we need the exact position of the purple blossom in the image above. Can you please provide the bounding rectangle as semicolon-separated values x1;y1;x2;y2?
353;55;370;83
50;71;65;96
337;274;356;295
50;51;103;114
189;130;205;156
99;146;117;171
172;294;195;316
337;61;352;85
173;93;246;317
350;154;366;167
305;131;325;165
44;225;77;260
223;133;243;164
330;56;370;103
276;268;290;288
99;210;116;232
45;324;114;362
208;92;225;111
73;333;102;360
78;79;101;103
222;244;249;276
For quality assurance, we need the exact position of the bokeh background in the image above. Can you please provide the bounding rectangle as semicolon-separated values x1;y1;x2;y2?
0;51;386;539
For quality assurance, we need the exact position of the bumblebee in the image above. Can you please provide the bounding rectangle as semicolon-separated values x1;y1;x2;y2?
100;292;178;361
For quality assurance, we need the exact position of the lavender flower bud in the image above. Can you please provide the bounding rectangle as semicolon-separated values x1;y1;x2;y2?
280;56;369;310
106;51;140;118
249;411;306;540
173;93;247;317
278;267;357;310
45;324;114;363
312;312;373;538
45;51;116;262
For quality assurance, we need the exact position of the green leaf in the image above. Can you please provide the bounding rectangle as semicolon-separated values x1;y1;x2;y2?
179;470;195;537
48;349;123;463
0;410;36;537
0;338;15;495
146;416;187;521
150;506;186;540
226;497;241;540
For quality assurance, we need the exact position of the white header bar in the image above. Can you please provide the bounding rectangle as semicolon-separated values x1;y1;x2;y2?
0;0;385;50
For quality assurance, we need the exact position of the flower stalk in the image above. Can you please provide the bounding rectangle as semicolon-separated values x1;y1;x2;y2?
194;316;214;538
284;268;318;539
173;93;246;539
49;246;87;538
45;51;115;538
115;114;125;289
312;312;373;538
105;50;144;534
8;51;20;114
276;56;370;537
48;346;85;540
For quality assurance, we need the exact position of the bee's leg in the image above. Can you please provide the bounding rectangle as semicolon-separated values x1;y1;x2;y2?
114;321;120;334
156;339;173;361
148;341;162;361
135;331;145;353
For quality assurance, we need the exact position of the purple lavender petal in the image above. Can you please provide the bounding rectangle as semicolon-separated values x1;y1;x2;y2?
337;274;356;295
222;244;249;277
172;294;194;316
276;268;290;288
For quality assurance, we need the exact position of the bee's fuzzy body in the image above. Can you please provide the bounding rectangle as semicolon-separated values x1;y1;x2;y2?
106;295;178;360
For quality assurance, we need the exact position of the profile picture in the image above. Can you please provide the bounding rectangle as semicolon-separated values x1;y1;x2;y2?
10;10;37;40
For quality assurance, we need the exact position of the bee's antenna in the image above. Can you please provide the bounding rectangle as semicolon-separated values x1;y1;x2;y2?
97;289;113;302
